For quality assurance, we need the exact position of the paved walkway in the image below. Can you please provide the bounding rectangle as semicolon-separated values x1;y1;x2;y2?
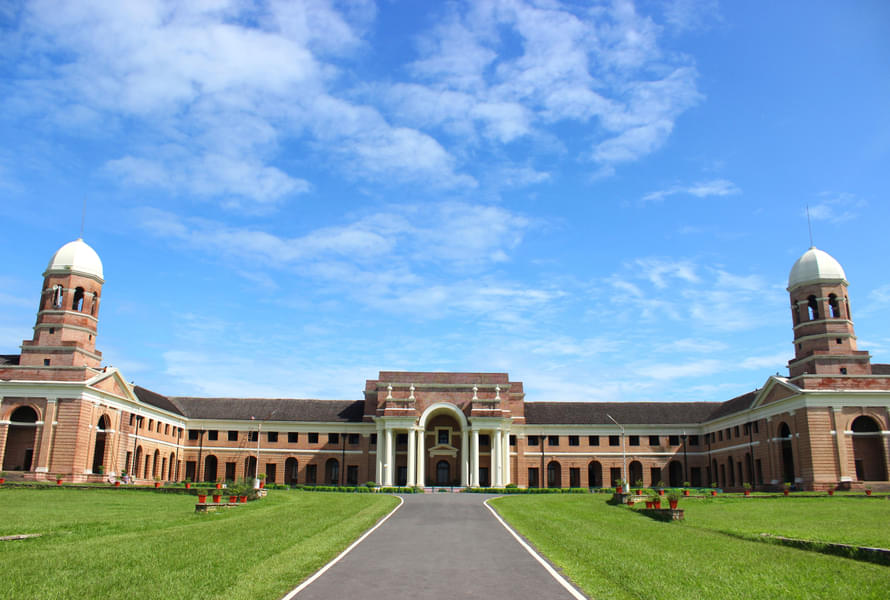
292;493;583;599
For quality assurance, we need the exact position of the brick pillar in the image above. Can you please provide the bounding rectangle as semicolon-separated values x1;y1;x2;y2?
34;399;57;474
832;408;849;482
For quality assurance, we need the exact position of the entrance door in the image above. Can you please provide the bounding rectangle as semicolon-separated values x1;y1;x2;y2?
479;467;489;487
397;466;407;486
436;460;450;485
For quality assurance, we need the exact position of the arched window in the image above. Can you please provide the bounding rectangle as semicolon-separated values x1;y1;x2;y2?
828;294;840;318
778;422;794;484
588;461;602;488
851;416;887;481
204;455;218;482
73;287;85;312
91;293;98;316
97;415;110;430
547;461;562;488
629;461;643;487
325;458;340;485
284;457;299;485
807;296;819;320
10;406;38;422
52;285;64;308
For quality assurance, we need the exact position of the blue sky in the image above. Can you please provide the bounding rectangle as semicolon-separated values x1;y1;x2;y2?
1;0;888;403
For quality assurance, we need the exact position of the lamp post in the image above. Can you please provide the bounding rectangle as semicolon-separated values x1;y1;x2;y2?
607;414;626;490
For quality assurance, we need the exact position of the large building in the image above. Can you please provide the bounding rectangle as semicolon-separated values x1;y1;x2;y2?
1;240;888;491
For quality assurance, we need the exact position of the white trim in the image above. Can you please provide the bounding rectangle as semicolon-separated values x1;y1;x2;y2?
483;499;586;600
282;495;405;599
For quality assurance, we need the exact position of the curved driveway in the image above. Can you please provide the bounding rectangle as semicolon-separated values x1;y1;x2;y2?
292;493;583;599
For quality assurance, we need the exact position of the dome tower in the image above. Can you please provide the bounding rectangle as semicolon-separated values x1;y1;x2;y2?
19;239;105;373
786;247;871;381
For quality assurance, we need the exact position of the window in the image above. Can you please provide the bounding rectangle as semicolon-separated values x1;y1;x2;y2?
438;430;449;445
649;435;660;446
509;435;516;446
807;295;819;320
753;421;759;434
609;435;619;446
528;467;539;488
717;430;723;442
308;432;318;444
629;435;640;446
669;435;680;446
589;435;599;446
479;434;490;446
52;284;63;308
73;287;85;311
328;433;339;444
346;465;358;485
267;432;278;443
287;432;298;443
188;430;199;441
248;431;258;442
148;419;154;431
840;367;848;375
228;430;238;441
207;430;218;441
689;435;699;446
348;433;359;445
49;327;54;334
43;358;50;366
725;428;731;440
396;433;408;445
165;424;170;435
306;464;317;484
528;435;540;446
547;435;559;446
370;433;377;445
129;414;135;426
829;293;840;318
743;422;751;435
734;426;740;437
568;435;579;446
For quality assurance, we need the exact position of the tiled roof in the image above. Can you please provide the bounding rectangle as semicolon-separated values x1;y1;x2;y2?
525;401;718;425
0;354;20;366
134;386;185;416
707;390;757;421
170;396;365;422
871;363;890;375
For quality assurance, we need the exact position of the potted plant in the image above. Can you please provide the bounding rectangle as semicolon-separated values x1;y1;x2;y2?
743;482;751;496
215;480;223;490
615;478;626;494
198;492;207;503
154;478;162;488
683;481;691;496
97;465;105;475
865;486;872;496
212;491;222;503
185;479;191;490
667;490;680;510
258;473;267;489
0;471;5;485
56;475;63;485
710;482;718;496
783;482;791;496
657;480;666;496
635;479;644;494
827;488;835;496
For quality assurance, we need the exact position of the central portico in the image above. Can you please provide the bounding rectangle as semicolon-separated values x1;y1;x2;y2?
365;371;523;487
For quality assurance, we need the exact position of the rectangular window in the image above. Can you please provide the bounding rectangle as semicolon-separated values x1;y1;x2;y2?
185;461;197;481
328;433;339;444
306;432;318;444
370;433;377;445
717;430;723;442
569;467;580;488
187;430;199;441
609;435;619;446
348;433;360;445
148;419;153;431
629;435;640;446
509;435;516;446
306;464;317;484
248;431;258;442
528;467;539;488
688;435;699;446
266;464;276;483
129;414;135;426
267;431;278;443
288;432;298;443
743;422;751;435
480;434;490;446
650;467;661;486
438;430;449;445
165;424;170;436
588;435;599;446
669;435;680;446
753;421;759;434
568;435;579;446
225;462;236;481
547;435;559;446
528;435;540;446
346;465;359;485
228;430;238;441
207;430;218;441
397;433;408;445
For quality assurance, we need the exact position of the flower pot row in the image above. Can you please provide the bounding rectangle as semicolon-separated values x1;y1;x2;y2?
197;494;248;504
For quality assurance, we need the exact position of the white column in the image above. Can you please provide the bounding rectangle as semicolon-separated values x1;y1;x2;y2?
471;429;480;487
503;430;511;485
407;427;416;487
375;422;383;484
493;429;503;487
384;427;394;486
460;428;469;486
416;428;426;487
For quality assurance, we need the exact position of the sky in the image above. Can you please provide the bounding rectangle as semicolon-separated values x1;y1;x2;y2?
1;0;889;404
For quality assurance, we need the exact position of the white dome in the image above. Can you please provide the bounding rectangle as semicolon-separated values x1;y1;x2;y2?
788;247;846;290
46;239;104;281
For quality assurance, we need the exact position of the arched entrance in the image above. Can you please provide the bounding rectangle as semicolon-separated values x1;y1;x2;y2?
92;415;110;474
629;461;643;487
244;456;257;479
2;406;39;472
204;455;218;482
418;403;469;487
779;422;794;484
547;461;562;488
325;458;340;485
851;416;888;481
152;449;160;479
134;446;143;479
668;460;683;487
168;452;176;480
588;460;602;488
284;457;299;485
436;460;451;485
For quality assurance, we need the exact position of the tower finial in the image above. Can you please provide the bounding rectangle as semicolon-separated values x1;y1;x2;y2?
806;204;814;248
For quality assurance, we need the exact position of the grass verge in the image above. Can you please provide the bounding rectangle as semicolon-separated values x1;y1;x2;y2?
490;494;890;599
0;487;398;600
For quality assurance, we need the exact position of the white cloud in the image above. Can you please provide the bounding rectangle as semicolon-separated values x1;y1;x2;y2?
643;178;740;203
806;193;865;224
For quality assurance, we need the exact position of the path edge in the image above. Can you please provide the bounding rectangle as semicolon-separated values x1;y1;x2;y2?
281;494;405;599
483;497;587;600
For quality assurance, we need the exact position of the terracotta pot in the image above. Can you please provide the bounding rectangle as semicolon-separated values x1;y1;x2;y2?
783;489;789;496
866;490;872;496
669;499;678;510
198;494;207;503
56;479;62;485
239;495;247;503
216;483;222;489
185;482;191;489
828;489;834;496
654;499;661;509
212;494;222;503
114;481;121;487
683;490;690;496
154;482;161;488
0;478;5;484
658;489;664;496
711;490;717;496
744;490;751;496
645;501;653;509
260;481;265;489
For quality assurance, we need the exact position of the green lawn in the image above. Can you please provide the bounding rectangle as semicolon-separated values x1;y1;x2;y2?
0;487;398;600
490;494;890;599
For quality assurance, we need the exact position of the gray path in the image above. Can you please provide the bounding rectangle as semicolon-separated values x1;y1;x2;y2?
294;493;581;599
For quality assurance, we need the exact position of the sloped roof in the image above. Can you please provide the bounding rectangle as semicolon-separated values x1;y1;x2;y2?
871;363;890;375
134;386;184;416
170;396;365;422
707;390;757;421
525;401;718;425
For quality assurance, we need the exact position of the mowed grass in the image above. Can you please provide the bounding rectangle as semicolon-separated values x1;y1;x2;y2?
490;494;890;599
0;487;398;600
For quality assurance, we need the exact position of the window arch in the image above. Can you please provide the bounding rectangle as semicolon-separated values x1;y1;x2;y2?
778;422;794;484
325;458;340;485
91;292;99;316
850;416;887;481
807;295;819;320
10;405;39;422
828;294;840;318
52;284;64;308
588;461;602;488
547;460;562;488
73;287;85;312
